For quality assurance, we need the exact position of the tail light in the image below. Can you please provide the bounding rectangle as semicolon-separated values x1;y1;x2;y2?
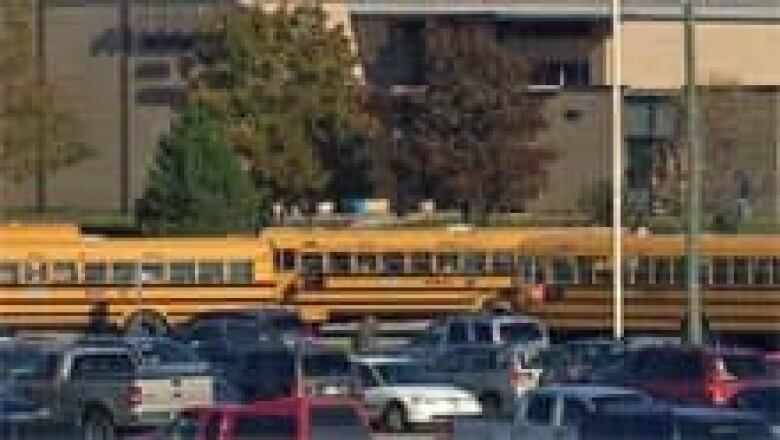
707;359;736;405
126;385;143;407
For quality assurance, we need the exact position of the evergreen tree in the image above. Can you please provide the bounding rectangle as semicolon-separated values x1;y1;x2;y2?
189;4;375;208
137;105;260;235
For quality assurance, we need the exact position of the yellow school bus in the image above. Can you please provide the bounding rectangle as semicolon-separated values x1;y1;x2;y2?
1;223;778;336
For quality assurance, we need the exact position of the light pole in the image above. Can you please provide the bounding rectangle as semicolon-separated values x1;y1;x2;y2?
611;0;624;341
684;0;704;346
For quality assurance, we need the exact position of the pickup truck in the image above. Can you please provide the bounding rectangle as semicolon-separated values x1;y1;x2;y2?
4;338;213;440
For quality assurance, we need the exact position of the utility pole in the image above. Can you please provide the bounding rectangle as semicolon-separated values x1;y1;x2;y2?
611;0;624;341
119;0;131;215
35;0;47;213
684;0;704;346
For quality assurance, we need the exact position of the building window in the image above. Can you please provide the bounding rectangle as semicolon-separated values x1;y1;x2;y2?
531;59;590;87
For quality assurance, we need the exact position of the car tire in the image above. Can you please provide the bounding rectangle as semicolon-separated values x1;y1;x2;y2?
382;402;409;433
480;393;502;419
82;410;116;440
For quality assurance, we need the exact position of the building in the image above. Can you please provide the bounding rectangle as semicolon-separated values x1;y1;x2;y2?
1;0;777;225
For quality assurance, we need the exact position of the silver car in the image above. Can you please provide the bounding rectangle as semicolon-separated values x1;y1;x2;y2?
512;385;651;440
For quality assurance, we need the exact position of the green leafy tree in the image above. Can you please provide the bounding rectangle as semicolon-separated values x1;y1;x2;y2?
379;21;555;219
137;105;260;235
189;4;375;208
0;0;90;186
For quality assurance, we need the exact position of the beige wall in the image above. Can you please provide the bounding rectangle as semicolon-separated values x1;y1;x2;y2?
613;22;780;88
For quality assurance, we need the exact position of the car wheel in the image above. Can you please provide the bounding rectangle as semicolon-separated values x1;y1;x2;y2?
480;394;502;419
82;411;116;440
382;402;409;433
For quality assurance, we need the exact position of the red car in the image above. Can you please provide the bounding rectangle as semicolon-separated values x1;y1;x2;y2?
138;397;371;440
603;346;778;406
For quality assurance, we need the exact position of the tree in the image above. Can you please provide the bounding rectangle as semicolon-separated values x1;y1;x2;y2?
136;105;260;235
378;21;554;218
188;3;375;209
0;0;90;193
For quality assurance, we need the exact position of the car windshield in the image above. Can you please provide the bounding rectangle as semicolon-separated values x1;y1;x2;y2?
721;354;770;379
303;353;351;377
374;362;436;385
0;349;58;381
499;322;542;343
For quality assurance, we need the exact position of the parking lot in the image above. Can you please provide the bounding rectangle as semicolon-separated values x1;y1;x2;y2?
1;311;778;440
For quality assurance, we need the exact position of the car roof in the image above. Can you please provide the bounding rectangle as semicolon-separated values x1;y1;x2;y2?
597;402;765;421
532;385;646;399
351;355;415;365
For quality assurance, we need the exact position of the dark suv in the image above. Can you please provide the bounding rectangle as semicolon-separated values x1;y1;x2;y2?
175;309;305;371
226;344;355;403
595;346;776;405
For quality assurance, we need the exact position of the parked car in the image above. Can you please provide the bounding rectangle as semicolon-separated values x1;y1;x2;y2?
4;338;213;439
531;341;625;385
424;343;542;417
730;386;780;436
511;385;651;440
175;309;305;371
352;355;481;432
414;313;549;351
136;396;371;440
578;402;774;440
0;384;54;440
226;343;355;402
592;345;777;405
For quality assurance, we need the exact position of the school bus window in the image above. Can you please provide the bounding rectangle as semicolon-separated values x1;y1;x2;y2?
141;262;165;283
0;262;19;284
653;257;672;285
516;256;534;283
112;262;137;284
198;261;224;284
713;257;731;285
593;257;611;285
552;257;574;285
301;254;324;275
84;262;108;284
228;261;253;283
382;253;405;275
464;253;486;275
329;253;351;274
634;257;650;285
436;253;459;274
733;257;749;285
533;257;547;284
23;262;48;284
280;250;295;271
773;258;780;284
576;256;595;285
753;258;772;285
170;262;196;284
410;253;432;274
356;254;377;273
493;252;514;275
